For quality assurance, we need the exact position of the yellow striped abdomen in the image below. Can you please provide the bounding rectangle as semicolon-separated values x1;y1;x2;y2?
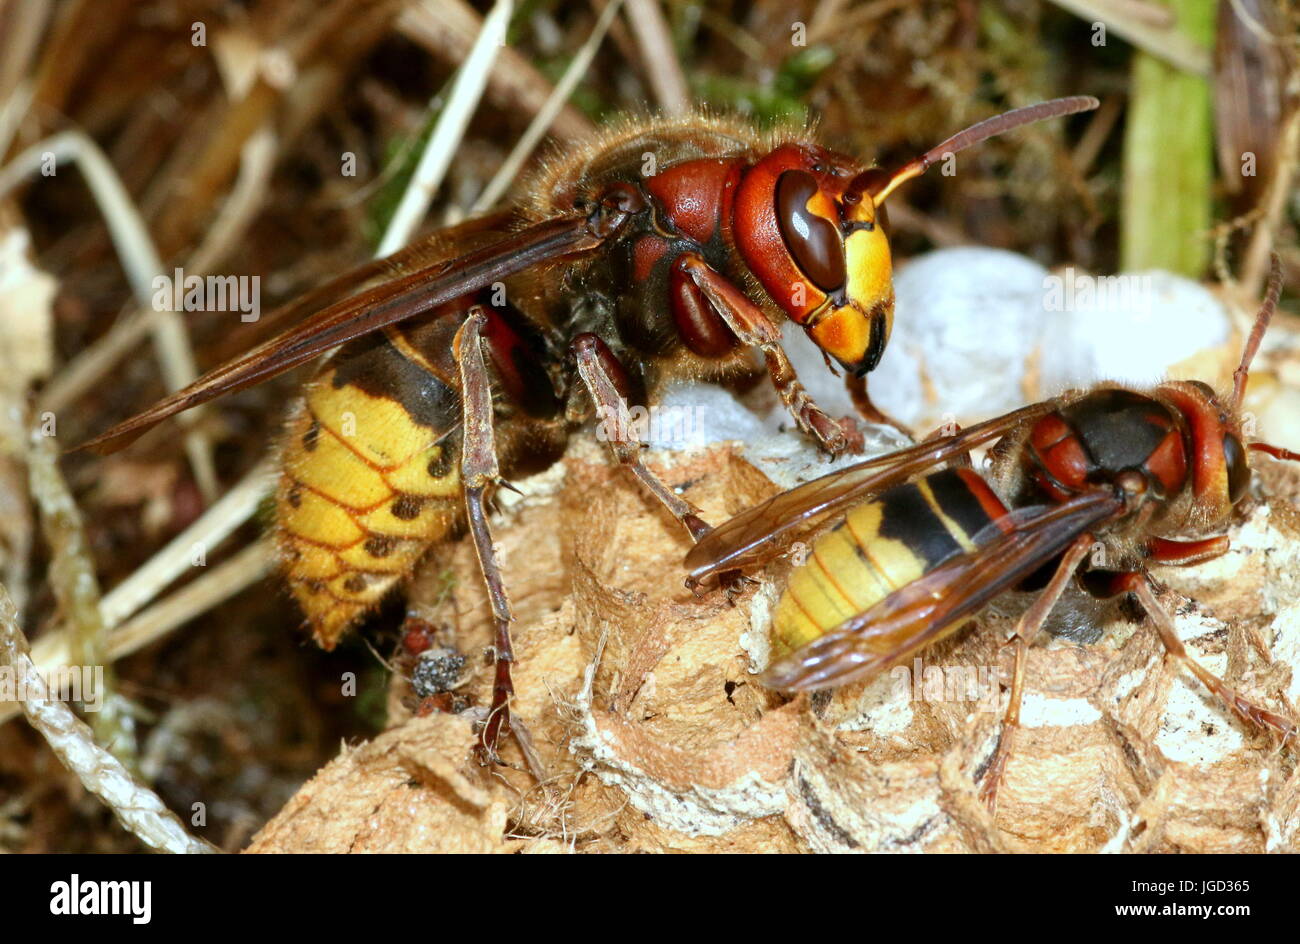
771;468;1009;656
275;334;462;649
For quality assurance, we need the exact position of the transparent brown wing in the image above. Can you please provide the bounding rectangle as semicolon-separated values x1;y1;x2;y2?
761;489;1123;691
684;402;1053;584
208;211;519;361
75;214;600;455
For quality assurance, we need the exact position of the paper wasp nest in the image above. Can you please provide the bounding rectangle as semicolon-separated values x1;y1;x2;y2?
248;252;1300;854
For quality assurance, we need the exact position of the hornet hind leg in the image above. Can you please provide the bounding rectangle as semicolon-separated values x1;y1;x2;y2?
570;333;712;541
570;332;755;598
1130;576;1297;742
454;310;546;777
980;533;1094;813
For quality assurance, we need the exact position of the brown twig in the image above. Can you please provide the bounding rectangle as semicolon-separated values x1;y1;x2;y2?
1241;103;1300;298
1047;0;1211;75
624;0;690;114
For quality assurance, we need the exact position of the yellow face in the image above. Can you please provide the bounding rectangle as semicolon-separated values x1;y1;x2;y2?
803;190;893;373
734;146;898;375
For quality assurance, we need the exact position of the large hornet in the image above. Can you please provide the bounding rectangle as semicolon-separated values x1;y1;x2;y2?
685;258;1299;807
78;97;1097;759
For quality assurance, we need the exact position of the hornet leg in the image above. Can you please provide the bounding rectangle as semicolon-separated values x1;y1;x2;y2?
571;332;752;597
677;253;862;456
980;533;1093;813
454;310;523;764
570;333;712;542
1145;535;1231;567
845;371;913;441
1131;576;1297;742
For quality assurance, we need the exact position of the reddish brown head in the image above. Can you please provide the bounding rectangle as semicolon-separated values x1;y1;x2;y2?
732;143;891;375
1152;381;1248;520
1157;254;1294;520
730;97;1100;378
1025;255;1291;527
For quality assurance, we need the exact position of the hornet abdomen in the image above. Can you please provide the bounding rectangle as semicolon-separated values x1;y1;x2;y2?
771;468;1011;655
276;322;464;648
